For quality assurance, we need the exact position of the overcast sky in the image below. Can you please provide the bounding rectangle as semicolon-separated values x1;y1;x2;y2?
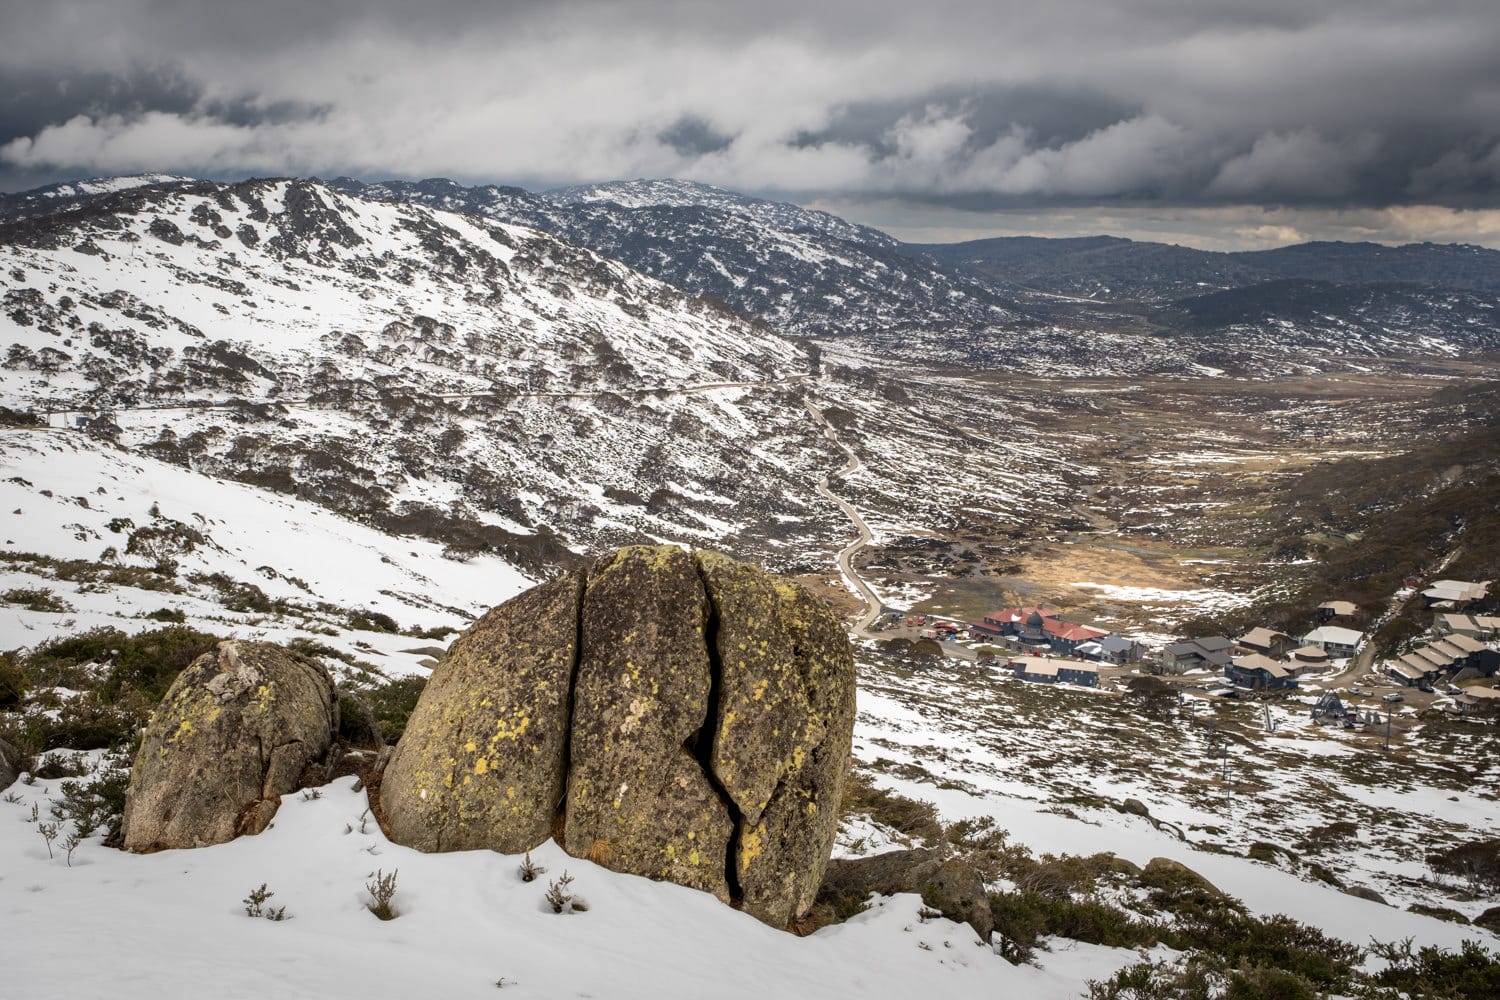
4;0;1500;248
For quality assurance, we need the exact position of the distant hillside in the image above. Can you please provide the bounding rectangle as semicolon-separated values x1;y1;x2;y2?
911;235;1500;303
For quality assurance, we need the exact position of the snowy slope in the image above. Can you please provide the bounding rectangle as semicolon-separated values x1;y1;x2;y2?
0;429;530;672
0;177;860;574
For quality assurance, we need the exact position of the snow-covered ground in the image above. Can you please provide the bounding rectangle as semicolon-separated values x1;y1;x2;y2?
3;770;1152;1000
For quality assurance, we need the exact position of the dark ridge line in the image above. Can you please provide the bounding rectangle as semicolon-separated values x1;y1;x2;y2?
692;556;745;906
553;568;589;846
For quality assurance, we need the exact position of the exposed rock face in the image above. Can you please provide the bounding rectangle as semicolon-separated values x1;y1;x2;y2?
122;641;338;852
381;572;584;853
380;545;856;928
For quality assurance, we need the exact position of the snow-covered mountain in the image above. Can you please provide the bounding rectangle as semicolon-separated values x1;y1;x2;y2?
1;176;1094;588
328;177;1028;337
0;177;866;575
331;176;1500;372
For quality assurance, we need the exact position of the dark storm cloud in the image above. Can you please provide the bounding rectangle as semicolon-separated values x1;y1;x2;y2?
3;0;1500;231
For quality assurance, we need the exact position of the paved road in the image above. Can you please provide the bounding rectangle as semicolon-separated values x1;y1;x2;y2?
803;399;884;637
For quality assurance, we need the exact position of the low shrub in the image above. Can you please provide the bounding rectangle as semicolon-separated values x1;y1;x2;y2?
990;890;1161;964
2;587;72;613
353;673;427;745
0;650;28;707
839;769;943;845
348;609;400;634
1373;938;1500;999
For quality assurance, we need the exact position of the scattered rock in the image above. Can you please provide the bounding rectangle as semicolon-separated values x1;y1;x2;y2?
817;849;991;942
923;858;994;942
821;847;941;901
0;736;23;789
1122;798;1150;818
1141;857;1222;898
1341;884;1387;905
380;545;856;929
1474;906;1500;933
122;640;338;852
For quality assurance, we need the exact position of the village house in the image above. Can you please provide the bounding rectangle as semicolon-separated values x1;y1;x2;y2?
1433;612;1500;641
1161;636;1233;674
1289;644;1331;668
1301;625;1363;658
1453;686;1500;716
1009;655;1100;688
1316;600;1360;623
1236;627;1293;659
977;607;1108;657
1387;654;1442;688
1226;652;1298;690
1077;633;1142;665
1421;579;1491;608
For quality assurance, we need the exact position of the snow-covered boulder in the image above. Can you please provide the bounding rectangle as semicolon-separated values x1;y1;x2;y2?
122;641;339;852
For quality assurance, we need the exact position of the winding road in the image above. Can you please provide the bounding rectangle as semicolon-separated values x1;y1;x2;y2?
803;399;885;636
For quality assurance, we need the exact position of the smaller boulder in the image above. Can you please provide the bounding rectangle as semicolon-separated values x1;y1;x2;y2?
122;641;338;852
1341;884;1387;905
1474;906;1500;933
922;859;993;943
1122;798;1151;818
0;736;23;789
819;849;992;942
1141;857;1222;898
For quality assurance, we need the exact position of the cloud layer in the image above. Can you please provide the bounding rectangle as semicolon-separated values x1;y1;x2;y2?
3;1;1500;239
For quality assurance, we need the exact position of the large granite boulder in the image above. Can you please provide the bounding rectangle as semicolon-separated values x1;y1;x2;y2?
697;550;857;926
122;641;338;852
379;545;857;928
563;546;733;901
381;572;584;853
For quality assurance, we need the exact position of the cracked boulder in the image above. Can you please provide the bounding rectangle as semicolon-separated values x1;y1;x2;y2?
563;546;734;901
122;641;339;852
381;571;585;853
379;544;856;928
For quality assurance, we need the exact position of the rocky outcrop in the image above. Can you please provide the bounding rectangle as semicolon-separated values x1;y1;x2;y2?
379;545;857;928
122;641;338;852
